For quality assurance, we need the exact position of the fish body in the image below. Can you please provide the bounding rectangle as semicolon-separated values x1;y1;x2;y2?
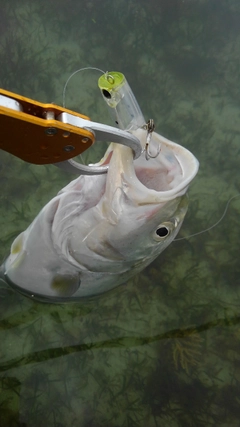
3;130;199;301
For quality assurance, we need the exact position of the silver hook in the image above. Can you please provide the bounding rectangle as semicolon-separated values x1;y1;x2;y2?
143;119;161;160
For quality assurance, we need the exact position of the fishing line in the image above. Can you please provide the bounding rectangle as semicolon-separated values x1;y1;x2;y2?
62;66;105;108
62;66;105;166
175;194;240;241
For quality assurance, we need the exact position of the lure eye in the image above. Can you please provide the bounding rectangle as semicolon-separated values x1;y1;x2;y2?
153;221;176;241
102;89;111;99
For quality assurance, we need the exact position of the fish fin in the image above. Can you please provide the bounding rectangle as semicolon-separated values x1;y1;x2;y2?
50;273;80;297
11;232;24;254
6;232;26;270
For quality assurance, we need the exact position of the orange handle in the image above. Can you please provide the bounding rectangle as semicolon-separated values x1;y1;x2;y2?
0;88;95;165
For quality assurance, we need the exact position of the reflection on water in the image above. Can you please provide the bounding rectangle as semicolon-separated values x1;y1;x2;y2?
0;0;240;425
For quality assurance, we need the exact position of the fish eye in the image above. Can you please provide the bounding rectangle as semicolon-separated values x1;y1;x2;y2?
153;221;175;241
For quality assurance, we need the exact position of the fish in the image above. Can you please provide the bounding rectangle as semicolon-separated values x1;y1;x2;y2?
2;129;199;302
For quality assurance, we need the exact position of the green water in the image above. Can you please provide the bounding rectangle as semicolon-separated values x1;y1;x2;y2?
0;0;240;425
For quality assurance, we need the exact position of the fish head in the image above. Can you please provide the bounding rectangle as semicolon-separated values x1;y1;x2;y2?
66;129;198;276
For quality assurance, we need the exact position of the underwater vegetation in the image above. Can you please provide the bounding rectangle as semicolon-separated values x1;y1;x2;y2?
0;281;240;426
170;332;203;374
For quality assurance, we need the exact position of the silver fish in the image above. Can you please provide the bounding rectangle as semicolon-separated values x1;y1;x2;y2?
2;129;199;301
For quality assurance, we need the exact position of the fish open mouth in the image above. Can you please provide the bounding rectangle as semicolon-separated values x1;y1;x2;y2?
134;162;176;192
98;129;199;200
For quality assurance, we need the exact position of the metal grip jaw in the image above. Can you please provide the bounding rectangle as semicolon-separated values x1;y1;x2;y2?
0;88;142;174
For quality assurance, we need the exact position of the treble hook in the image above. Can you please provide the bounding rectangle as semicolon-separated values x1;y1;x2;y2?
143;119;161;160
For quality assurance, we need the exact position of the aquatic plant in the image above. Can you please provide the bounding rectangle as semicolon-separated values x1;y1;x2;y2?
171;332;203;374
